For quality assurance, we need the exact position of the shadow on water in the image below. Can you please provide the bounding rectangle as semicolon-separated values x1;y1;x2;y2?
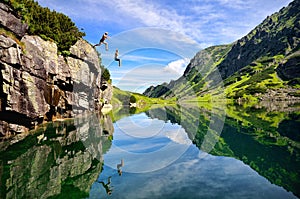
146;103;300;198
0;112;114;199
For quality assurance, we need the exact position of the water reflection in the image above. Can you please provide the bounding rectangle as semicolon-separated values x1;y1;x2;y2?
0;103;299;198
0;113;113;199
103;113;192;173
145;104;300;198
90;104;299;199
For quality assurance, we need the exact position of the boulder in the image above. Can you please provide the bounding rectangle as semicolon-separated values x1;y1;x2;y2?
0;3;28;38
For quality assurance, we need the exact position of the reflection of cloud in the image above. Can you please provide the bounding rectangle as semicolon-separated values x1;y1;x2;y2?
108;151;296;199
104;113;191;173
164;129;192;145
163;58;190;75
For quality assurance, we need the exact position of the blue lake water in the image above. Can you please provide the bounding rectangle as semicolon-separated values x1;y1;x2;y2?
0;104;299;199
88;112;297;199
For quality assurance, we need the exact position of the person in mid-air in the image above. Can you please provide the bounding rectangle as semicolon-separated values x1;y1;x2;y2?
115;49;121;67
93;32;109;51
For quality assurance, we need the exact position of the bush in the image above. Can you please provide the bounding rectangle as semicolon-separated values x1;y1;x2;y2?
102;68;110;81
246;85;267;94
288;78;300;87
130;95;137;103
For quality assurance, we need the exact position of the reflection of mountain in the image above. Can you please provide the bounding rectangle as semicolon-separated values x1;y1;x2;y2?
0;113;113;198
146;105;300;197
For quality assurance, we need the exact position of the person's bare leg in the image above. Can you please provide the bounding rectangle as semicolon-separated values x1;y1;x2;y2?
103;41;108;51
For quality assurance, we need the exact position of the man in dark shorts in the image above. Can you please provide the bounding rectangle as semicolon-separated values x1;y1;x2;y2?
115;49;121;67
93;32;109;51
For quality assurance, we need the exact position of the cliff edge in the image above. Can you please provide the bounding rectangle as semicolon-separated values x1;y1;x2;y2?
0;2;112;135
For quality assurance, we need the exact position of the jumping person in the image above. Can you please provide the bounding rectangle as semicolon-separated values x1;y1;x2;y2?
115;49;121;67
93;32;109;51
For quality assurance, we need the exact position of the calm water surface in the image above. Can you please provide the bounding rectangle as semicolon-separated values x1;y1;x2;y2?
89;112;297;199
0;104;299;199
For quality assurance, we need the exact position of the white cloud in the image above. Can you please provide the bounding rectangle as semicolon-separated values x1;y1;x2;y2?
122;54;170;62
111;64;184;93
163;58;190;75
37;0;293;47
165;129;192;145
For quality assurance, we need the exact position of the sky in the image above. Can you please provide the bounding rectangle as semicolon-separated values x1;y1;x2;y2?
36;0;293;93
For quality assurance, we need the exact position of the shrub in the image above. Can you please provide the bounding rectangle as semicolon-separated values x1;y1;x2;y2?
288;78;300;87
130;95;137;103
102;68;110;81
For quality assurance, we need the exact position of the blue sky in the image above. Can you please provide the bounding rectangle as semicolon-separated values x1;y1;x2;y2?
37;0;292;93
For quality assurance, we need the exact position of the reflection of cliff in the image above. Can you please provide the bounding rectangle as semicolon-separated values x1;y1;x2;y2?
146;104;300;198
0;113;114;198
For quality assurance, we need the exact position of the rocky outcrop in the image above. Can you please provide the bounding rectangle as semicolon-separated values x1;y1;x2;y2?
277;51;300;80
0;3;28;38
0;2;112;136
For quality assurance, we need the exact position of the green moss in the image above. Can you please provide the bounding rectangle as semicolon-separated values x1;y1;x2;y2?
0;28;26;51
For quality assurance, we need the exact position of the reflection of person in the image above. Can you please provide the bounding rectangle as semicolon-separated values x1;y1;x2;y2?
115;49;121;67
93;32;109;51
117;159;124;176
98;176;113;195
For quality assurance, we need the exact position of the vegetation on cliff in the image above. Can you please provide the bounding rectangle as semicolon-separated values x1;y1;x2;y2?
3;0;85;52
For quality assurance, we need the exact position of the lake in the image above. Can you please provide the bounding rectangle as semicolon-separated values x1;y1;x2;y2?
0;103;299;199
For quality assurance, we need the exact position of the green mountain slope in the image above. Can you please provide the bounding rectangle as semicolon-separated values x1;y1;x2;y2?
144;0;300;101
144;45;232;99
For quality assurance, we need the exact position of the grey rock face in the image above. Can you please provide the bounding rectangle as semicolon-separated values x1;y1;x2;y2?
0;3;112;135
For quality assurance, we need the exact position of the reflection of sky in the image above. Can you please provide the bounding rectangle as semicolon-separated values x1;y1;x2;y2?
88;113;297;199
103;113;192;173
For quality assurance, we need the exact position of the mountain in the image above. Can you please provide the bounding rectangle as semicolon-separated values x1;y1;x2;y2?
144;0;300;102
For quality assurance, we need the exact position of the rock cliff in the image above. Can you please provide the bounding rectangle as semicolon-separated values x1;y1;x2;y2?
0;2;112;135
